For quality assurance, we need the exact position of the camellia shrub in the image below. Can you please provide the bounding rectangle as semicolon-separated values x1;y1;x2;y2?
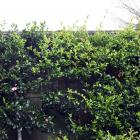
0;22;140;140
0;23;53;139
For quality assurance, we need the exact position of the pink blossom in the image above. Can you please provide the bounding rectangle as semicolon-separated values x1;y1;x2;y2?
45;117;49;124
11;87;17;91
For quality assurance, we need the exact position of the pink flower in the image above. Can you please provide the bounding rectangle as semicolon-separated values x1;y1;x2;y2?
11;87;17;91
45;117;49;124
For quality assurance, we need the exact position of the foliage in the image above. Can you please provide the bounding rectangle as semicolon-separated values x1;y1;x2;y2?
0;23;52;139
0;23;140;139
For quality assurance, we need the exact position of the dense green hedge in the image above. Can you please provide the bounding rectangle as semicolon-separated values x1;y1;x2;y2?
0;23;140;140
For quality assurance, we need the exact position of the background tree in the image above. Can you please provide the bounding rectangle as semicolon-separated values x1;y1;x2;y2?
118;0;140;29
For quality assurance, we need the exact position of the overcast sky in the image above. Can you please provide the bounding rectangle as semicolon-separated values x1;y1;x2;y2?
0;0;139;30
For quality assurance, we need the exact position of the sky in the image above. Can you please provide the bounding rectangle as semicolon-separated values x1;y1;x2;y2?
0;0;139;30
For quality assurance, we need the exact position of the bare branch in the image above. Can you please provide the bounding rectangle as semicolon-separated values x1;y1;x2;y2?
122;3;140;18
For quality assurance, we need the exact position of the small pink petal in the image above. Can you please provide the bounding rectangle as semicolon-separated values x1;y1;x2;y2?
11;87;17;91
45;117;49;124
